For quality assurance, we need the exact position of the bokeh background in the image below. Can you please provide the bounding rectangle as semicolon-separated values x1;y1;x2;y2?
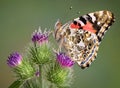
0;0;120;88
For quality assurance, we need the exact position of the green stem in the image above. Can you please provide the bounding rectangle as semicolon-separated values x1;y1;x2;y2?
39;65;42;88
34;42;42;88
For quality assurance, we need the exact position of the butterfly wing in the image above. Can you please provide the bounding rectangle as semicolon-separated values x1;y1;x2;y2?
72;10;115;68
54;10;115;69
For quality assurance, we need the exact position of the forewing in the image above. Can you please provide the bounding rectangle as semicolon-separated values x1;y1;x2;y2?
81;10;115;43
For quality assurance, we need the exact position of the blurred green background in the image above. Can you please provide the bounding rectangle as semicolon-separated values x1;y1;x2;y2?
0;0;120;88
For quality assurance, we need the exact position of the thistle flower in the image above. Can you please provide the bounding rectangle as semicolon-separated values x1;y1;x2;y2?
7;52;22;67
32;28;48;45
56;52;75;68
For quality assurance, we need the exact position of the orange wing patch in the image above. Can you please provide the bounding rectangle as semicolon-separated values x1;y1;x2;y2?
70;22;81;29
82;22;97;33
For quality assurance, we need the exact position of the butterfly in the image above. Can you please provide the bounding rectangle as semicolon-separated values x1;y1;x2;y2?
54;10;115;69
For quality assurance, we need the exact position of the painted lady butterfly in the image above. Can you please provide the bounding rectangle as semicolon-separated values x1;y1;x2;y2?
54;10;115;69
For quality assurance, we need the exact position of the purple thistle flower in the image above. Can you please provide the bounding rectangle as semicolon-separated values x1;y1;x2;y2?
32;28;48;45
56;53;75;68
7;52;22;67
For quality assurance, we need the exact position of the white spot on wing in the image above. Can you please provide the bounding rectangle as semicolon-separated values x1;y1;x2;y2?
78;41;85;47
97;22;101;25
77;61;82;65
79;20;85;26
